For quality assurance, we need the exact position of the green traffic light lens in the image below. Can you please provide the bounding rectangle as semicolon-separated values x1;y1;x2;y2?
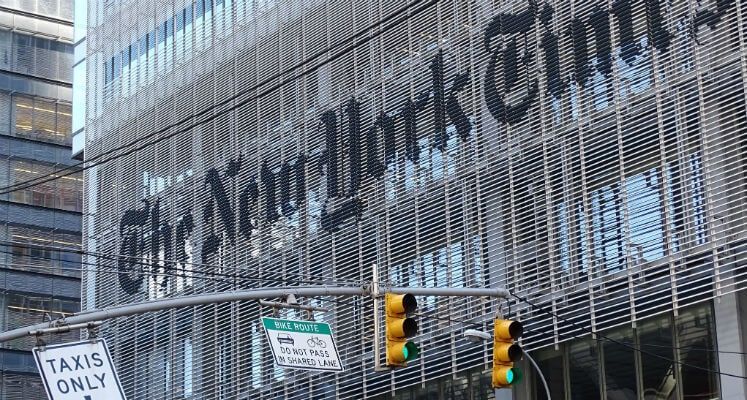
506;369;514;384
511;367;523;384
403;342;420;361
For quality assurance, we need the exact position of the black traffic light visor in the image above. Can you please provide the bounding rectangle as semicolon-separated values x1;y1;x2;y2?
401;294;417;314
508;320;523;339
507;344;522;362
402;317;418;337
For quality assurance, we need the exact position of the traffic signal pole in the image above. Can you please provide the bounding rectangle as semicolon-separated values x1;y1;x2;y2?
0;283;509;344
0;285;368;343
523;349;551;400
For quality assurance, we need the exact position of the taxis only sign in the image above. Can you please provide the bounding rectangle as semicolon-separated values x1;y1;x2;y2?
262;317;344;372
33;339;126;400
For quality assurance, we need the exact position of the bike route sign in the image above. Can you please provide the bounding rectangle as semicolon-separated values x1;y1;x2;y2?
261;317;344;372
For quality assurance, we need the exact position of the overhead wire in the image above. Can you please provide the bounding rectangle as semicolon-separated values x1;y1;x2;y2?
4;0;740;397
511;292;747;380
310;295;747;378
0;253;342;288
0;0;439;196
3;241;745;360
369;295;747;357
0;239;362;286
5;240;744;357
2;0;741;363
3;243;743;378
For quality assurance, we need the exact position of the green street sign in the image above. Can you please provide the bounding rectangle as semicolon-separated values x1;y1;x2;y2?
261;317;344;372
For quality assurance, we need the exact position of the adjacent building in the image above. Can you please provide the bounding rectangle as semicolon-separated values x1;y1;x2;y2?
80;0;746;399
0;0;82;398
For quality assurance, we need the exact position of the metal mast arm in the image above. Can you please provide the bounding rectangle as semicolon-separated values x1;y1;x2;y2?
0;286;368;343
0;285;509;343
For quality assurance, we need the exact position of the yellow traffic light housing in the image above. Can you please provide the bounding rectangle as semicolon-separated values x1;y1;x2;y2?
492;319;523;388
385;293;419;367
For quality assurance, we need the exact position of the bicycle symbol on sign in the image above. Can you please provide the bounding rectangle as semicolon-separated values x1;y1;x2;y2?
306;336;327;348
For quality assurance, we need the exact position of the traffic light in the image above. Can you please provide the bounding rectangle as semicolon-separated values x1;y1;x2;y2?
492;318;523;388
385;293;419;367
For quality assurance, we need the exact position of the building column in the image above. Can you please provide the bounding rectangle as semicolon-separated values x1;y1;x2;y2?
714;290;747;399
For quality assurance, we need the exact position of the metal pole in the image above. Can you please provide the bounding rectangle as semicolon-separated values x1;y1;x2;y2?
371;264;389;371
0;286;368;343
257;300;329;312
29;321;104;336
0;285;510;343
389;287;509;298
523;349;551;400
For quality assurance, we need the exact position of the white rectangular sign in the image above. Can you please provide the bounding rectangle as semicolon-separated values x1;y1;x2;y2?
33;339;126;400
262;317;344;372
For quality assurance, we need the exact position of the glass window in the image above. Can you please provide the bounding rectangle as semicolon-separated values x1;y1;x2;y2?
8;160;82;211
2;293;80;350
676;304;719;399
196;0;204;19
626;170;666;263
1;224;82;277
568;338;601;399
139;35;148;57
176;10;184;31
12;95;33;135
603;327;638;399
186;3;193;24
638;315;677;400
34;98;57;139
0;30;11;70
0;91;10;135
533;348;566;400
159;21;168;44
12;32;33;75
113;53;121;80
6;33;73;82
34;37;53;79
591;183;626;273
183;337;193;395
0;372;46;399
10;94;73;145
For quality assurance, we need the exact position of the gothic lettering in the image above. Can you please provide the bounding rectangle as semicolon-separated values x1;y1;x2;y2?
116;0;738;293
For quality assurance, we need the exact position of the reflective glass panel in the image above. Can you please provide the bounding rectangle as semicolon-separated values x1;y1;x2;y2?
604;327;638;399
638;314;677;399
677;304;719;399
569;338;601;399
533;347;566;400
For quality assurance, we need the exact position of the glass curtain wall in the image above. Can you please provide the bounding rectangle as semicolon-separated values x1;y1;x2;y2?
0;2;80;399
531;302;719;400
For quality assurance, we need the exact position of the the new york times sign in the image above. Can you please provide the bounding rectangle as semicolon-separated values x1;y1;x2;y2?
115;0;735;294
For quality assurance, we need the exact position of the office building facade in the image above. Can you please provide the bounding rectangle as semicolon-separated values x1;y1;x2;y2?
80;0;746;398
0;0;82;398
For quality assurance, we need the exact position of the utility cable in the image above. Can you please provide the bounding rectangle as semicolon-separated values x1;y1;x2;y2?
9;239;745;357
0;0;439;196
0;256;345;289
5;239;744;359
0;246;360;288
0;239;362;286
512;293;747;380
